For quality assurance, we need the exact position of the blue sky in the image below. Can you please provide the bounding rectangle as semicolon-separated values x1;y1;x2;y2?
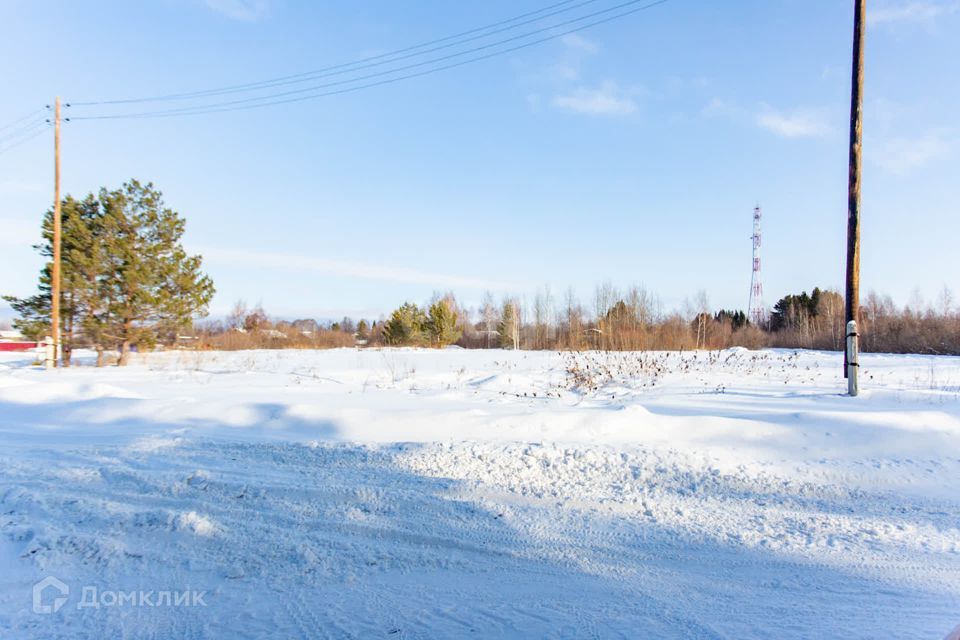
1;0;957;321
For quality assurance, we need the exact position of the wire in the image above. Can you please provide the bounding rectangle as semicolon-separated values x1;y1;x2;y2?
74;0;647;117
100;0;603;104
0;122;49;156
70;0;595;106
72;0;669;120
0;117;48;145
0;108;46;133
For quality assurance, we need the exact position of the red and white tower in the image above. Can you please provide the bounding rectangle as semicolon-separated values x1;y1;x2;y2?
748;205;767;326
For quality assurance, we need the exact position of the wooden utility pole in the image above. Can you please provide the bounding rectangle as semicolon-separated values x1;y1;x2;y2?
844;0;865;382
51;97;62;367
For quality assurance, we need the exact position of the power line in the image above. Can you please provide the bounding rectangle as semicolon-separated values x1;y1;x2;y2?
0;122;49;156
0;117;48;145
71;0;670;121
74;0;659;118
0;107;46;134
71;0;600;106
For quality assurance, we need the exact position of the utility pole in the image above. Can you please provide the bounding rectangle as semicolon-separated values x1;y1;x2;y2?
51;97;62;368
844;0;865;391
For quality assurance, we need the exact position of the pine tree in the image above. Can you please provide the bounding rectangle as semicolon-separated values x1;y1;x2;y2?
356;319;370;339
3;195;106;366
498;301;520;349
5;180;215;366
715;310;748;331
2;292;48;343
382;303;426;345
605;300;632;331
426;298;461;347
97;181;215;364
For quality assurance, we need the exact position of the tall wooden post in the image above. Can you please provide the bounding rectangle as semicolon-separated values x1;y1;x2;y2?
52;97;62;368
845;0;865;382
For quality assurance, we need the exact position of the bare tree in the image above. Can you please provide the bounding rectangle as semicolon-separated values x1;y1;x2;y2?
228;300;248;331
559;287;579;350
593;281;618;350
533;286;554;350
480;291;499;349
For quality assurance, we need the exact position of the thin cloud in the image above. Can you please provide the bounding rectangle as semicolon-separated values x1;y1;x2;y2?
552;82;637;116
871;132;953;174
869;1;959;26
757;107;831;138
203;0;271;22
560;33;599;54
550;64;580;82
198;246;512;291
703;99;833;139
529;34;597;84
701;98;742;119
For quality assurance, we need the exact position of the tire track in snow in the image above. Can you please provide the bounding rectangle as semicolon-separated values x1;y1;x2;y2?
1;437;958;638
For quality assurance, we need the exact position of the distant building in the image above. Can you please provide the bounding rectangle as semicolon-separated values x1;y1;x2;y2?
0;329;37;352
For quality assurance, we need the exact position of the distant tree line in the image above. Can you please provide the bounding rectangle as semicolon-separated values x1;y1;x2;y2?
7;182;956;360
11;246;959;359
194;300;358;350
66;283;960;357
363;286;769;352
359;284;959;356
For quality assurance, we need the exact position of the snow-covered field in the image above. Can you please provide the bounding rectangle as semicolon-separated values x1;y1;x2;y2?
1;347;958;639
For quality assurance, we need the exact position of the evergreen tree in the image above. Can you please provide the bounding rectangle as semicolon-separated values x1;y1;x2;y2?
4;180;214;366
605;300;632;331
4;195;107;365
498;301;520;349
382;302;426;345
98;181;215;364
715;310;748;331
356;319;369;339
3;292;48;343
426;298;461;347
769;288;843;333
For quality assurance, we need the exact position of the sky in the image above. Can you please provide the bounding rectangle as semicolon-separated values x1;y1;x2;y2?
1;0;958;322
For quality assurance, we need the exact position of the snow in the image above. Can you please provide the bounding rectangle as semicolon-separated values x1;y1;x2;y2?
0;347;958;638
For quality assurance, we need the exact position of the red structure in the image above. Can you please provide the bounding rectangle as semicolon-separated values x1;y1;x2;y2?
0;341;38;352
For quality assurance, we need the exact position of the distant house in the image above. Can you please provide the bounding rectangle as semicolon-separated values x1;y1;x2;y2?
0;329;37;352
175;335;200;349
